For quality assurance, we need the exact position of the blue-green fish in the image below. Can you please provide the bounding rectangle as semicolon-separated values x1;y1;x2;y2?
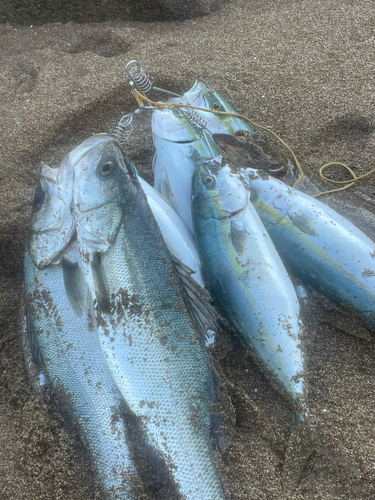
191;160;305;410
171;80;254;135
241;168;375;330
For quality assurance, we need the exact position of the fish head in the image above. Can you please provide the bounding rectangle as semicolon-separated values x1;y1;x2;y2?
192;159;249;221
28;156;75;268
212;133;254;169
72;134;137;251
183;80;253;135
152;106;201;143
152;99;219;159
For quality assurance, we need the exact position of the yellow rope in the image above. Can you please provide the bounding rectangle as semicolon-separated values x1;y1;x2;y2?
312;162;375;198
132;89;372;196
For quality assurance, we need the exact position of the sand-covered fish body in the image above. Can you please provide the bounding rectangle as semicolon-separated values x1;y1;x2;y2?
24;250;140;500
72;135;225;500
152;108;218;233
242;168;375;330
25;165;140;499
192;161;304;407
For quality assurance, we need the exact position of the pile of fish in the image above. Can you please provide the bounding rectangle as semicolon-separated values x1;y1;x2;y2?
22;73;375;498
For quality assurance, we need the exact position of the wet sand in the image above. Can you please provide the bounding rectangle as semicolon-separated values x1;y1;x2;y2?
1;0;375;498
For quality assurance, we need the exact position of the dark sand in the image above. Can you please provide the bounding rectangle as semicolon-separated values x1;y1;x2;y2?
1;0;375;498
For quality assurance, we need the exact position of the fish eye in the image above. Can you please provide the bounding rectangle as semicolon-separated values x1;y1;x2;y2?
98;161;115;177
210;101;221;111
172;108;183;117
33;190;45;211
203;175;215;186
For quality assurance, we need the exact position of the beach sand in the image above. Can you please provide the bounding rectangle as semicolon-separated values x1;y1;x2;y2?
1;0;375;497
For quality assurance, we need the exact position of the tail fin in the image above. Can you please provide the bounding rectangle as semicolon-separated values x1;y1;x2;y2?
282;415;360;492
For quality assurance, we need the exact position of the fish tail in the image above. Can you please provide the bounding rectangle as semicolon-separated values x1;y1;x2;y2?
282;415;360;492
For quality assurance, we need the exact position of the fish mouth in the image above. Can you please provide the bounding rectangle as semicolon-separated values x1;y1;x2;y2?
214;205;247;220
160;137;195;145
50;229;78;264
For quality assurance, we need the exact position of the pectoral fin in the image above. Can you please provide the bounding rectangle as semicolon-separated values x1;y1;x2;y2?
91;252;110;313
25;309;43;366
63;259;87;317
289;212;318;237
230;221;248;255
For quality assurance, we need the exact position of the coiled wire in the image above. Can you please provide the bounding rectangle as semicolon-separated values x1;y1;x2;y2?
125;60;181;97
125;60;153;94
180;107;207;130
112;114;134;144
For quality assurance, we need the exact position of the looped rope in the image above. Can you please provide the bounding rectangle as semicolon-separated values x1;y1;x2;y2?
131;89;371;197
312;162;375;198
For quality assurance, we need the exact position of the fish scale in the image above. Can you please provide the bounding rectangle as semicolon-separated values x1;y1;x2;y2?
73;136;225;500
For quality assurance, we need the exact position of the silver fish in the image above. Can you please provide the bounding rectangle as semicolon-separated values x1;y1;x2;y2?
72;134;226;500
24;163;141;500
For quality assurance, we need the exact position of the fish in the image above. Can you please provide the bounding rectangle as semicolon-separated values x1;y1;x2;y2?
151;80;257;232
68;133;205;289
28;157;75;268
24;164;141;499
72;134;226;500
197;94;375;242
191;159;305;409
140;174;206;290
192;159;360;486
240;167;375;331
152;107;218;233
171;80;254;135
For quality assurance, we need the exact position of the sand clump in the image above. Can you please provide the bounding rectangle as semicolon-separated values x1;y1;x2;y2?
1;0;375;498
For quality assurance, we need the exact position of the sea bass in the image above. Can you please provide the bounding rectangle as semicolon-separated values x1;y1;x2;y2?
68;133;205;289
241;168;375;331
72;135;226;500
191;160;305;409
24;165;140;499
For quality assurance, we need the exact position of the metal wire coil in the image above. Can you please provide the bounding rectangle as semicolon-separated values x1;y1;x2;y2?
180;107;207;129
125;60;153;94
112;114;134;144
